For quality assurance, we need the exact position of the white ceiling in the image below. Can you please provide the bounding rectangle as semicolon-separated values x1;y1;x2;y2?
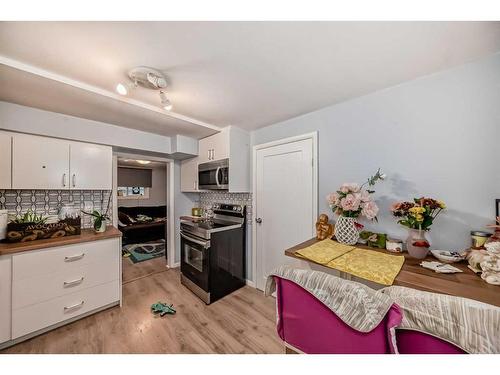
1;22;500;137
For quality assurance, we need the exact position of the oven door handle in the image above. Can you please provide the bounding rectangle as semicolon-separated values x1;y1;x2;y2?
181;232;210;248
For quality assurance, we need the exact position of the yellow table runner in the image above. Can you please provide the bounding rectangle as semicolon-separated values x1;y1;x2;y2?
296;239;355;264
296;240;405;286
327;248;405;286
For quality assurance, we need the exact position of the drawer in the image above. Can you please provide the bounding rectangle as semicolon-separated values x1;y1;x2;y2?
13;238;119;280
12;280;119;339
13;255;119;309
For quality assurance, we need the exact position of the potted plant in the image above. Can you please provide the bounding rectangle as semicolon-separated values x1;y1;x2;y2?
390;197;446;258
327;169;385;245
82;194;111;233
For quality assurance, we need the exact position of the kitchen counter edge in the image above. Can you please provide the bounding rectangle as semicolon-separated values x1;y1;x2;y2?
0;227;122;256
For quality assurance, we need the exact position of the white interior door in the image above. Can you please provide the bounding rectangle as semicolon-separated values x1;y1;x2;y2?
70;142;112;190
255;136;316;290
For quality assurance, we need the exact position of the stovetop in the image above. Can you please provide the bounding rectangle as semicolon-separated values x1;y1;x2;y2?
180;203;246;240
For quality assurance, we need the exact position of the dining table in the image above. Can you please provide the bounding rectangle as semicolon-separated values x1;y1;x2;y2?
284;237;500;307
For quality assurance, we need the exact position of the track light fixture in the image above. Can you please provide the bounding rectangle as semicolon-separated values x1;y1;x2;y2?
159;90;173;111
116;66;173;111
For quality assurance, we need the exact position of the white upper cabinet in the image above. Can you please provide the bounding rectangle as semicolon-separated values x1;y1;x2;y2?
180;126;250;192
70;142;112;190
180;157;199;193
12;133;70;190
0;131;12;189
198;129;230;164
11;133;112;190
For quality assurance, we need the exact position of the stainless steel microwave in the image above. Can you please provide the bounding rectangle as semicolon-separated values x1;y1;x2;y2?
198;159;229;190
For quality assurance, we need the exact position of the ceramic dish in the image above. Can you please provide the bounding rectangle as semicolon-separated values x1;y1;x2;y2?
430;250;467;264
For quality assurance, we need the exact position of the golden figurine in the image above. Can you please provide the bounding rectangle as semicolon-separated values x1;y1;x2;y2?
316;214;334;240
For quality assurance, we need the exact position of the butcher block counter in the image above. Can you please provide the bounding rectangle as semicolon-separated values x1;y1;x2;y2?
0;227;122;256
0;226;122;349
285;238;500;307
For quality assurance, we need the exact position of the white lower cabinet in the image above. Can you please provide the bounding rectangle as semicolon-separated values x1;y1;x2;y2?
12;280;119;339
1;238;121;345
0;256;12;344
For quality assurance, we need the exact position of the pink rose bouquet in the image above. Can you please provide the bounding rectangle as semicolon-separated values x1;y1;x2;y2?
327;169;385;221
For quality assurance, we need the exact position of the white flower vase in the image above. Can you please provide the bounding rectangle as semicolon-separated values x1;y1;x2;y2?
334;216;360;245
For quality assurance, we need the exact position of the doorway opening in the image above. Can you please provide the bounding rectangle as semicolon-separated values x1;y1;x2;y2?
113;153;175;283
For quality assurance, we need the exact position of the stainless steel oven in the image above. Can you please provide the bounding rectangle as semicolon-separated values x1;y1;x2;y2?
180;231;210;303
180;203;246;305
198;158;229;190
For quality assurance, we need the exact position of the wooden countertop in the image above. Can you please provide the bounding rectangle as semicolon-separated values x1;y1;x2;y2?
285;238;500;307
0;227;122;256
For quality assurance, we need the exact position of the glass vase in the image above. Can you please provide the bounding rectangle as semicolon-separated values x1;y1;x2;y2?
406;228;430;259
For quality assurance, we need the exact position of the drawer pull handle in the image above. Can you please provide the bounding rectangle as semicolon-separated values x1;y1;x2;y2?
64;253;85;262
63;277;84;287
64;300;85;312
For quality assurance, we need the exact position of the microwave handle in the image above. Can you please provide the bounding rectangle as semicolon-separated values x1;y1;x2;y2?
215;166;221;187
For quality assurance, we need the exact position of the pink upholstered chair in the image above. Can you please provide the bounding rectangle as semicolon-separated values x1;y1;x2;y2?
395;330;466;354
273;277;403;354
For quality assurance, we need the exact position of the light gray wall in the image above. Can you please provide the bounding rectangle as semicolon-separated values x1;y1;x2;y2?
252;52;500;252
118;166;167;208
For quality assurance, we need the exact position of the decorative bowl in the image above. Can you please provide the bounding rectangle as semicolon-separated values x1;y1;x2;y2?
430;250;467;264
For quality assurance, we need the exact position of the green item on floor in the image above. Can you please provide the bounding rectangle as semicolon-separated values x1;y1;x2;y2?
151;302;176;316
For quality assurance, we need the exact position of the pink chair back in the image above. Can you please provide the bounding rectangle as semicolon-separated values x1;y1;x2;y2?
274;276;402;354
395;329;466;354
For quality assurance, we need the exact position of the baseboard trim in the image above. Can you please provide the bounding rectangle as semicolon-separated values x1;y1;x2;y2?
245;279;256;288
168;262;180;268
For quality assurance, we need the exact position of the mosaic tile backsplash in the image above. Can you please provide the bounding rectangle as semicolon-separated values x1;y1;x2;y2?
198;192;252;222
0;190;113;229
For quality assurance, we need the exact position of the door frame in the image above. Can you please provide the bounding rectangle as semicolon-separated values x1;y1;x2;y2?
113;152;176;268
251;131;318;288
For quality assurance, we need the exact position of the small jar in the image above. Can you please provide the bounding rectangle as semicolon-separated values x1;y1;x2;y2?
470;231;492;249
386;237;403;253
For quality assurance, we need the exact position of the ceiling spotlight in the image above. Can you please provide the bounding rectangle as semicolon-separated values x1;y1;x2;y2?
116;81;137;96
136;160;151;165
159;90;173;111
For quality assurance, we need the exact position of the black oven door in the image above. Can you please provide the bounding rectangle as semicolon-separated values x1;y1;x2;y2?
180;232;210;292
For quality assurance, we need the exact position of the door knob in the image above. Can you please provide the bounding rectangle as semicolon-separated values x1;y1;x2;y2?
255;218;262;224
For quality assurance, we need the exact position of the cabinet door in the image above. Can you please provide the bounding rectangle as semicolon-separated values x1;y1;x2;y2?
180;157;199;192
0;132;12;189
198;137;212;164
211;130;229;162
0;255;12;344
70;142;112;190
198;130;229;163
12;134;70;190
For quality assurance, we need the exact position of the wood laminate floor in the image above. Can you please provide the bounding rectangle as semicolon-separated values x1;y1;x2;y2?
122;256;168;284
1;267;283;354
